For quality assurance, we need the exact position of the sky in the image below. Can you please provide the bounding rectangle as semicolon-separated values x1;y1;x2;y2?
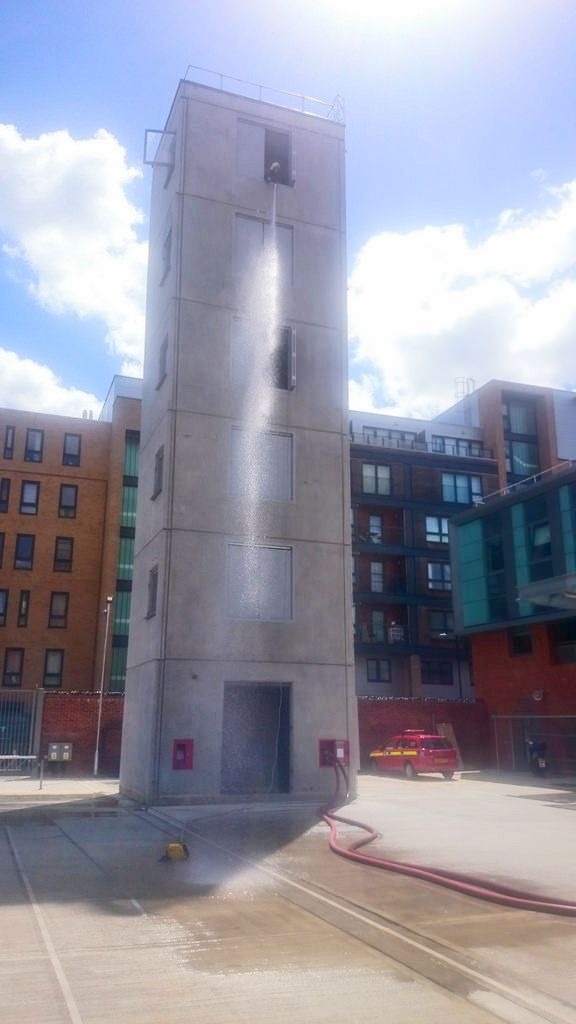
2;0;576;419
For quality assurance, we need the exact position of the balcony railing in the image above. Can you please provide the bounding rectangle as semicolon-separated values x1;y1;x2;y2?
350;433;493;460
353;577;408;596
355;624;408;644
352;527;405;546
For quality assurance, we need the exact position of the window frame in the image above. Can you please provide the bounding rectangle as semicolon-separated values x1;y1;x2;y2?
19;480;40;516
58;484;78;518
0;532;4;568
366;658;391;682
152;446;164;499
48;591;69;629
17;590;30;628
3;647;24;688
0;478;10;513
53;536;74;572
62;432;82;467
0;588;8;627
427;560;452;591
43;649;64;689
24;428;44;463
421;659;453;686
425;515;449;544
441;472;482;505
14;534;35;570
362;463;391;495
146;566;159;619
3;425;14;460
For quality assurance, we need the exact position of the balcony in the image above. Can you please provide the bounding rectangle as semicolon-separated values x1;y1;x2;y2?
350;433;492;460
355;623;409;645
352;526;405;547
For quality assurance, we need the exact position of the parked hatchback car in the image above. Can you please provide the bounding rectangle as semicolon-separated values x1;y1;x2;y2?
369;730;460;779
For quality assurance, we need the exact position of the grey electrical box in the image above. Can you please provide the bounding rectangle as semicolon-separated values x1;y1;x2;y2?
47;742;73;762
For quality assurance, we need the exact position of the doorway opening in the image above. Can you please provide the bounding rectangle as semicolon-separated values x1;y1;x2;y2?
221;683;290;795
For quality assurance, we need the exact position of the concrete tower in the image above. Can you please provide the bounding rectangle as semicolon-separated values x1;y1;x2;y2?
120;77;357;803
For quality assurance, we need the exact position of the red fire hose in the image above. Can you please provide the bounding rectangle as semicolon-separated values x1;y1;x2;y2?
322;763;576;917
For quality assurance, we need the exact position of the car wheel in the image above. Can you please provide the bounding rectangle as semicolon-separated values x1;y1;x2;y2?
403;762;416;780
443;771;455;780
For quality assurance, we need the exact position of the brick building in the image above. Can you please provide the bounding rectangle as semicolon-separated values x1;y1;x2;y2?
0;376;141;696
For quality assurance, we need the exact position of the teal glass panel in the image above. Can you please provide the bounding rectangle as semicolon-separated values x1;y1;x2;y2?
457;521;489;625
117;537;134;580
113;590;132;635
109;645;127;693
511;502;533;616
560;485;576;573
123;432;140;477
120;485;138;528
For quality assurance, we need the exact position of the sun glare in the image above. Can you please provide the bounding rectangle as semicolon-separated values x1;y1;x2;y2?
323;0;463;26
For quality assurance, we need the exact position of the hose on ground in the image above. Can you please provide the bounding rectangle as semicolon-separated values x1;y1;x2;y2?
322;763;576;917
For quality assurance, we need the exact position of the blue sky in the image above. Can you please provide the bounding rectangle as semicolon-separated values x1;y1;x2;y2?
1;0;576;417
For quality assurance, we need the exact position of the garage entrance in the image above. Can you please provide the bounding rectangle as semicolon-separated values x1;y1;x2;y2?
221;683;290;795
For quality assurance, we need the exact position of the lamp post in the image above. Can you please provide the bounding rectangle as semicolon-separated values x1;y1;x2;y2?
94;595;113;777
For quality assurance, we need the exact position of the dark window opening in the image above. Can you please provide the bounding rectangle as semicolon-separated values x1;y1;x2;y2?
366;658;391;682
17;590;30;628
270;327;296;390
509;628;533;656
549;620;576;664
264;129;292;185
152;446;164;499
0;532;4;567
147;566;158;618
0;589;7;626
421;660;453;685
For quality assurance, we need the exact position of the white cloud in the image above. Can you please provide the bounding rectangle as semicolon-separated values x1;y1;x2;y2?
0;124;147;367
349;180;576;416
0;348;101;417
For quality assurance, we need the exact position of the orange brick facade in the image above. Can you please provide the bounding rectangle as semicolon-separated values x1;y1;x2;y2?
40;693;123;774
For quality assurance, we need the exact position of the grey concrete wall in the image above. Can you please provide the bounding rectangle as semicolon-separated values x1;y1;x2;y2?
121;81;355;804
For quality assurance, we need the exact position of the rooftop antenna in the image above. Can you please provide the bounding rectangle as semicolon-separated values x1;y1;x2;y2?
454;378;475;425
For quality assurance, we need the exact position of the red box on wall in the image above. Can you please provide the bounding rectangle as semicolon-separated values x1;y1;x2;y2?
172;738;194;770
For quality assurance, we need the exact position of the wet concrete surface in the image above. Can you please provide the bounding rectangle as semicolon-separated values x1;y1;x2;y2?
1;774;576;1023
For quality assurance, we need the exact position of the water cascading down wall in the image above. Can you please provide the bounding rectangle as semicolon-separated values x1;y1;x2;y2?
120;78;357;803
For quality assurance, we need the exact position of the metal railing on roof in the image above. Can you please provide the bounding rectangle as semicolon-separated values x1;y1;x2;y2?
183;65;345;122
481;461;575;503
349;433;493;460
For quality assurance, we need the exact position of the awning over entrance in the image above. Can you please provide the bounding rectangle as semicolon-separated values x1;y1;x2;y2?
518;572;576;610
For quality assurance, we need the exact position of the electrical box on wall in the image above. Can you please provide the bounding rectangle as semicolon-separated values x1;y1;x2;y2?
318;739;350;767
47;742;73;762
172;739;194;770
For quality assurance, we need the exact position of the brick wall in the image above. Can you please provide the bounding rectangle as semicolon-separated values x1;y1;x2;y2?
470;625;576;717
40;692;124;775
358;698;492;769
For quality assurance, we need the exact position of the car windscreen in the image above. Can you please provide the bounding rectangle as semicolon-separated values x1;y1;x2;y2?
420;738;452;750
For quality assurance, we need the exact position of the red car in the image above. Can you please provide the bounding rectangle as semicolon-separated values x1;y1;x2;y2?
369;730;459;779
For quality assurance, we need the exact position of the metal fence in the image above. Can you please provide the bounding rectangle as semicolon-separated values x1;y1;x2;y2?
0;690;43;771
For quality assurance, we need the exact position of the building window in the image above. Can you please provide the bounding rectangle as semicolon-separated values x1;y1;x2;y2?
161;226;172;282
3;425;14;459
549;620;576;664
3;648;24;688
366;658;391;682
427;561;452;591
430;610;454;638
49;592;69;628
59;484;78;518
432;436;482;457
43;650;64;688
0;478;10;512
370;609;386;642
227;544;292;621
63;433;81;467
152;446;164;499
270;326;296;390
230;429;293;502
368;515;383;543
19;480;40;515
54;536;74;572
370;562;384;593
504;439;539;478
362;427;417;447
17;590;30;628
509;627;533;656
157;336;168;388
441;473;482;504
237;120;293;186
146;566;158;618
24;428;44;462
503;399;537;436
362;463;391;495
0;532;4;567
426;515;449;544
14;534;34;570
421;660;453;686
0;589;7;626
123;430;140;478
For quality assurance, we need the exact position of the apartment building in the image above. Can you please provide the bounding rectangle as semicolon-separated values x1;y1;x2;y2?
0;376;141;694
350;410;499;699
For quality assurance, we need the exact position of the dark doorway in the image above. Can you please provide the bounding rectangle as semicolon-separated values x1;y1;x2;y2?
221;684;290;795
